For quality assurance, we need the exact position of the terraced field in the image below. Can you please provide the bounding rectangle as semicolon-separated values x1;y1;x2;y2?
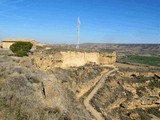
89;70;160;120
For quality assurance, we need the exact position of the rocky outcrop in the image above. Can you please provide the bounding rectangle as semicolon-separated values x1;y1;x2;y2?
0;54;93;120
122;71;160;77
32;51;116;70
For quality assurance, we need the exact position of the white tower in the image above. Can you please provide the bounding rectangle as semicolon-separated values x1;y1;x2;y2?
76;17;80;49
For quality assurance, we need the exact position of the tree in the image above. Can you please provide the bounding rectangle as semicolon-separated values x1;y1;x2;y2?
10;42;33;57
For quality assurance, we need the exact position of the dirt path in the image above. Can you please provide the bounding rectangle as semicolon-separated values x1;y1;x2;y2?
84;67;118;120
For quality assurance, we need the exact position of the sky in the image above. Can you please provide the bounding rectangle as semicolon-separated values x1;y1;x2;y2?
0;0;160;44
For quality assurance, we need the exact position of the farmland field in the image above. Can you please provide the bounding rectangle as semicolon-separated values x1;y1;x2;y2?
119;55;160;67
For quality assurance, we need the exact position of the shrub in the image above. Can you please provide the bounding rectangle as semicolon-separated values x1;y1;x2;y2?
134;108;152;120
16;50;28;57
0;99;8;110
15;110;23;120
146;107;160;118
148;80;160;88
136;86;146;97
10;42;33;57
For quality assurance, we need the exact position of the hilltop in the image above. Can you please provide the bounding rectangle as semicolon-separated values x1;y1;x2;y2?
0;43;160;120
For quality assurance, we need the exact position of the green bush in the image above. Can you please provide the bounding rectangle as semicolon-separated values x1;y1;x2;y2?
10;42;33;57
16;50;28;57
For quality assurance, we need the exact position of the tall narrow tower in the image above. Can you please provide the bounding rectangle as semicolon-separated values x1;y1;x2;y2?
76;17;80;49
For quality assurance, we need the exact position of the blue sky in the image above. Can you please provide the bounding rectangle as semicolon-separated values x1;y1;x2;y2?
0;0;160;44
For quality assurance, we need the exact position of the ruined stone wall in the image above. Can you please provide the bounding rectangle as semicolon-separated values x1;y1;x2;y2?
2;42;14;49
33;51;116;70
1;38;38;49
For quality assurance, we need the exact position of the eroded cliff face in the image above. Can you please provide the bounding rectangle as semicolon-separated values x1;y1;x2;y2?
31;51;116;70
0;51;93;120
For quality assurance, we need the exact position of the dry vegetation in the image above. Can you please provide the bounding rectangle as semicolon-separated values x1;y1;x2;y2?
90;68;160;120
0;49;95;120
0;43;160;120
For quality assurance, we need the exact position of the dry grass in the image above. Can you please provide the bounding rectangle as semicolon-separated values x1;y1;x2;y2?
0;50;93;120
